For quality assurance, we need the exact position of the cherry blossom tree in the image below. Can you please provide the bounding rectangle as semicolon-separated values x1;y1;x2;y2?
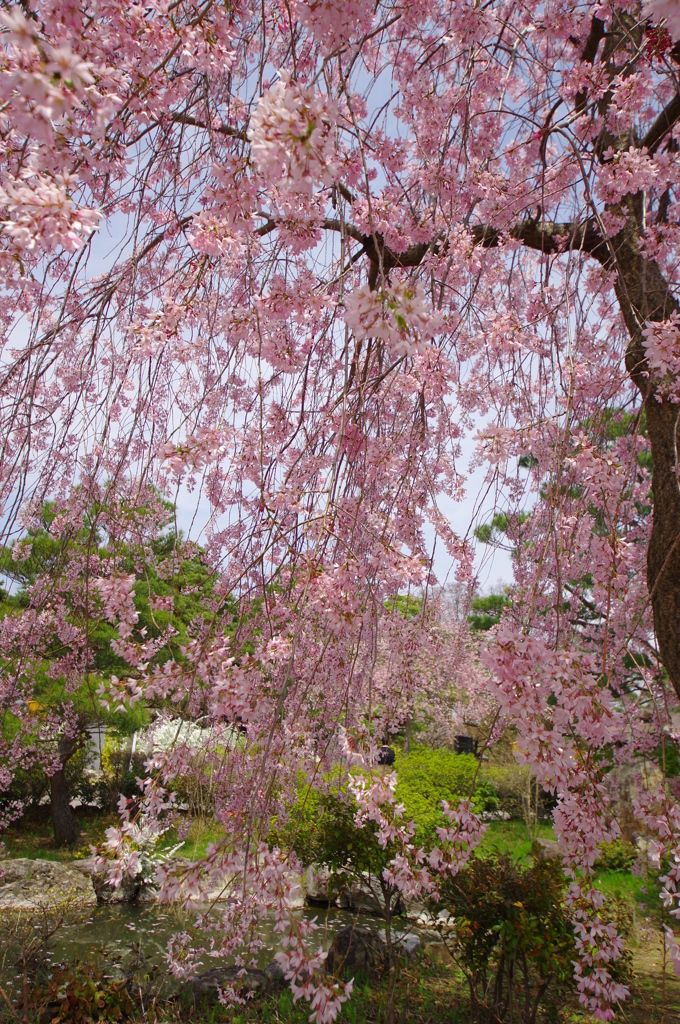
3;0;680;1019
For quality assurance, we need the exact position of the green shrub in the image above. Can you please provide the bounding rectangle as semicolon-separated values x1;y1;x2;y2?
99;740;147;809
597;839;637;873
432;855;575;1024
432;853;632;1024
2;760;49;810
395;746;498;848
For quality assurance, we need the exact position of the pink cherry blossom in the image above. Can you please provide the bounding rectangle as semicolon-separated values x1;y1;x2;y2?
249;72;339;194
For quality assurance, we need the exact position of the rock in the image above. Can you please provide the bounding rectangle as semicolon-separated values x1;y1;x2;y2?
325;926;385;981
338;874;402;916
305;863;334;906
264;960;287;991
0;859;96;910
305;866;399;915
435;910;455;931
178;966;273;1006
377;930;421;959
92;873;140;904
136;883;158;904
533;839;562;861
606;759;664;842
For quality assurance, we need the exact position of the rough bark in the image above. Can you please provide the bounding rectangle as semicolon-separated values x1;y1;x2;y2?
51;735;79;848
610;218;680;694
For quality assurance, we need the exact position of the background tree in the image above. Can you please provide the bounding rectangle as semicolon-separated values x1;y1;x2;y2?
0;496;217;845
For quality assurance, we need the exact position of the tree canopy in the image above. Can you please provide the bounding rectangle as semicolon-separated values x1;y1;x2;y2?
2;1;680;1019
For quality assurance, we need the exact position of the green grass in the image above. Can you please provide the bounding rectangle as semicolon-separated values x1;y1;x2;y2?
2;807;224;863
478;818;556;861
595;867;665;922
159;818;225;861
2;806;119;861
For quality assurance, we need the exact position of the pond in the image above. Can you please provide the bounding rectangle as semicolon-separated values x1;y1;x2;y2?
49;902;375;974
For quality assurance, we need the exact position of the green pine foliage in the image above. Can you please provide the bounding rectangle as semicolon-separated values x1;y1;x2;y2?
467;593;509;632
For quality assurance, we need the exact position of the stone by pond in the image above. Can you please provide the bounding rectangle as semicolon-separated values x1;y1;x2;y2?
304;863;404;916
0;856;411;919
0;859;96;910
178;962;286;1007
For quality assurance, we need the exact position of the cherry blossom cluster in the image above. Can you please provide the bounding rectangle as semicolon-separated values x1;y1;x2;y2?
296;0;374;50
343;282;444;358
249;72;339;194
642;313;680;399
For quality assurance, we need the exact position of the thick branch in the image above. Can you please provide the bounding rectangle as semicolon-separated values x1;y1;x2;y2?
575;16;606;114
642;92;680;155
471;219;611;263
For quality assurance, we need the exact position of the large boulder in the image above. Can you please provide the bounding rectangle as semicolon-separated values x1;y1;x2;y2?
377;929;421;960
338;874;403;916
305;866;399;915
0;859;96;910
533;838;562;861
92;872;140;904
178;964;282;1006
324;926;385;981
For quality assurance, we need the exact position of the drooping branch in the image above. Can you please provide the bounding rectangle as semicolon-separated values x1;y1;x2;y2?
325;201;680;695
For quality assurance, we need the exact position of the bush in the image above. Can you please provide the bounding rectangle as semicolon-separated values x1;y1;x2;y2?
597;839;637;873
99;738;146;808
2;760;49;811
37;962;135;1023
431;854;575;1024
395;746;498;848
482;762;555;822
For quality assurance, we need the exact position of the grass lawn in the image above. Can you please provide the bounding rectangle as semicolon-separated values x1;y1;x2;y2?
479;818;557;861
160;817;226;860
1;805;226;864
1;805;118;861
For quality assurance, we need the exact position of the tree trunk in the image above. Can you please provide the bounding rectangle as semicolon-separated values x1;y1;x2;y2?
51;736;78;847
474;207;680;696
403;717;412;754
608;209;680;695
384;903;397;1024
